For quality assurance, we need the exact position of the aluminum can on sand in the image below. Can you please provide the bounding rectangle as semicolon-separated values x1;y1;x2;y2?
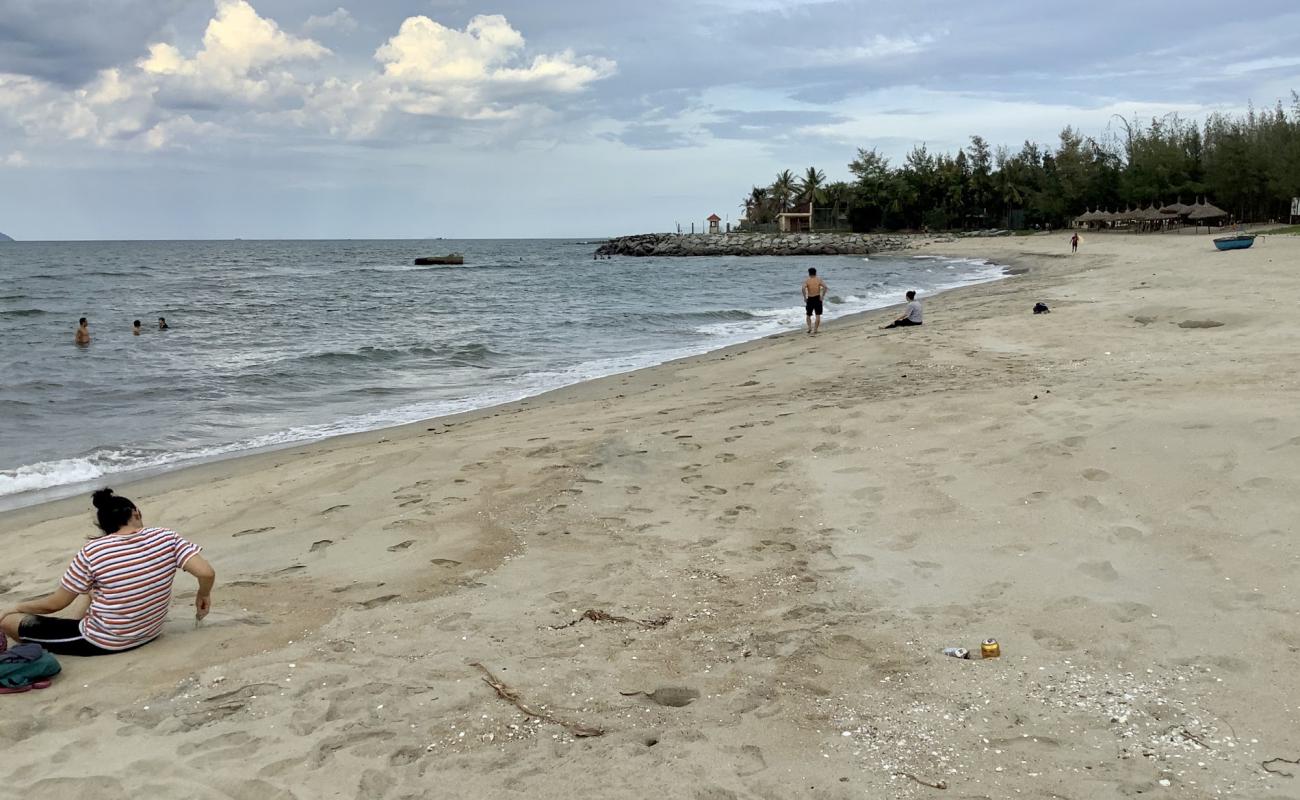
942;647;970;659
981;638;1001;658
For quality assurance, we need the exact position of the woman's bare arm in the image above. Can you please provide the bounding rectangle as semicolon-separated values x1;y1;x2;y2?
1;586;80;621
183;554;216;619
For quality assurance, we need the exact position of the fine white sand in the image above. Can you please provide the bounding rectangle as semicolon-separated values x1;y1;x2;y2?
2;232;1298;799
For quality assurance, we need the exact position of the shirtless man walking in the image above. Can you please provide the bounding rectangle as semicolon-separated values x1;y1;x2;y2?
802;267;828;335
75;317;91;345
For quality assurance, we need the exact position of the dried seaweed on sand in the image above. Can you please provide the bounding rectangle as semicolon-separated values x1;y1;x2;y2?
547;608;672;630
471;662;604;737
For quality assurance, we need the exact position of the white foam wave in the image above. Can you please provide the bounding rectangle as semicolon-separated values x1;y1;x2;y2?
0;458;105;496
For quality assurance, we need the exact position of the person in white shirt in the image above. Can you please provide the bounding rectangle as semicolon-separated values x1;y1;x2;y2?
882;290;923;329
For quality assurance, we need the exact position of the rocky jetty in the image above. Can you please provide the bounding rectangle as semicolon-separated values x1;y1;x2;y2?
594;232;917;258
0;231;13;242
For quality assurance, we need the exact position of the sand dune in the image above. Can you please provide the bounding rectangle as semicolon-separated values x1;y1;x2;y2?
2;232;1298;798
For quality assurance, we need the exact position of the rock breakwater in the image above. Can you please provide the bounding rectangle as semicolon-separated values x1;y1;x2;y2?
594;232;918;257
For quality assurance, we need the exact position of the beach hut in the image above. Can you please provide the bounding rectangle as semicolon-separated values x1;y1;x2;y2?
707;213;722;234
1187;200;1229;223
1073;208;1100;228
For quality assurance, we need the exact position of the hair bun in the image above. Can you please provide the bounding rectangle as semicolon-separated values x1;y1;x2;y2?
92;488;116;509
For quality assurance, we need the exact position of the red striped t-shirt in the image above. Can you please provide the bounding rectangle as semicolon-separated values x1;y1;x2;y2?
60;527;202;650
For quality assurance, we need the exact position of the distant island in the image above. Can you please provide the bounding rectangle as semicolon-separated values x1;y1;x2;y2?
0;231;13;242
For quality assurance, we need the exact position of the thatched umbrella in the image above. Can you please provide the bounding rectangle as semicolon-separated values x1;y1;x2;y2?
1187;200;1229;222
1160;199;1191;216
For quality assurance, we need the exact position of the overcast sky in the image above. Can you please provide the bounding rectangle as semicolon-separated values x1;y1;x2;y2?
1;0;1298;239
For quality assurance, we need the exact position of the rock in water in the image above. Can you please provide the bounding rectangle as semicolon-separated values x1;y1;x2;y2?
0;231;14;242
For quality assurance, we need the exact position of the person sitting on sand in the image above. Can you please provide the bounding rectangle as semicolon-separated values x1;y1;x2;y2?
882;290;923;329
158;317;169;330
75;317;90;345
133;319;142;336
0;488;215;656
802;267;828;335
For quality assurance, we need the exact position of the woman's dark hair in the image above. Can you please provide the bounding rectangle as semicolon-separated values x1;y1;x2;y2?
92;488;137;534
133;320;141;327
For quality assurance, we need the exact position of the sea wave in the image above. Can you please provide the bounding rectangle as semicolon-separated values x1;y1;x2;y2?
0;458;106;496
0;308;48;317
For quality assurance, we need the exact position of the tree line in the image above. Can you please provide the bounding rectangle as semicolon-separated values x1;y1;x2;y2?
741;93;1300;232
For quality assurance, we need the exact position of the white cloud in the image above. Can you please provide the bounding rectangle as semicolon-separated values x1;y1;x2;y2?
374;14;615;98
3;151;28;167
302;13;616;137
0;3;615;150
140;0;328;107
303;7;358;35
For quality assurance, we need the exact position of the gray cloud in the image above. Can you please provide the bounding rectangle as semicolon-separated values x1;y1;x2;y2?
607;123;695;150
0;0;193;86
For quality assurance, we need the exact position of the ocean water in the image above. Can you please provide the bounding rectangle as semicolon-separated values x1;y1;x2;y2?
0;239;1005;508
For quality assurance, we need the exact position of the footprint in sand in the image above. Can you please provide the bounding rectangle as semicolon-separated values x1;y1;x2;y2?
701;485;728;495
359;594;400;609
430;558;462;567
1077;560;1119;581
1178;319;1224;329
736;744;768;776
387;540;415;552
1111;525;1145;541
717;453;738;462
309;540;334;553
1072;495;1105;511
321;504;350;515
1082;468;1111;482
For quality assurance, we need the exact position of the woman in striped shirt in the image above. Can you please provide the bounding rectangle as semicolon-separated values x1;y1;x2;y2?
0;488;216;657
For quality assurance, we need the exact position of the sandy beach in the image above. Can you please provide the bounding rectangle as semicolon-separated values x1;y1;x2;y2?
2;232;1298;799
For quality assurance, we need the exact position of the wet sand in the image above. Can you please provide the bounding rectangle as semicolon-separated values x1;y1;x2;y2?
2;232;1298;799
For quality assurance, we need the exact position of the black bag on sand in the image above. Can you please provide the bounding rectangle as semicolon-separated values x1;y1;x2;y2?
1033;302;1051;314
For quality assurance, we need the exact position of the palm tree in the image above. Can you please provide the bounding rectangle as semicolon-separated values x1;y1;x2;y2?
770;170;797;213
822;181;853;230
798;166;827;204
741;186;772;225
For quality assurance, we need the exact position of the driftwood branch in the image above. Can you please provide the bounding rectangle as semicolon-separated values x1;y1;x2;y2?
547;609;672;630
470;662;604;738
893;772;948;790
1262;756;1299;778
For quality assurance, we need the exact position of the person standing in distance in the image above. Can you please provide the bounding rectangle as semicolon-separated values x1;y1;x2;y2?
882;290;923;329
802;267;828;335
1071;232;1079;253
75;317;91;345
